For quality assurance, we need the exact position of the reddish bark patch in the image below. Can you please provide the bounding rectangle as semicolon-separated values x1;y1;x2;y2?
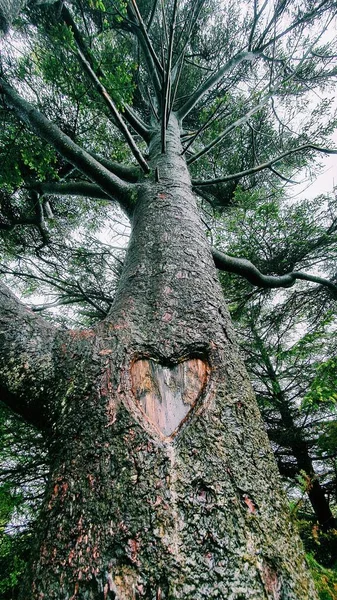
100;368;112;398
162;312;173;322
261;561;281;600
131;358;209;437
243;495;257;514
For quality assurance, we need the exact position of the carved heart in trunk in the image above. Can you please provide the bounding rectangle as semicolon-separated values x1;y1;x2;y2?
131;358;209;437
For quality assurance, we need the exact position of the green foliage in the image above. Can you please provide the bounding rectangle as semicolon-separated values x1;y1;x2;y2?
304;359;337;409
0;484;29;598
306;553;337;600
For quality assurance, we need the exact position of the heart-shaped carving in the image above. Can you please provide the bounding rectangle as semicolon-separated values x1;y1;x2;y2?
131;358;209;437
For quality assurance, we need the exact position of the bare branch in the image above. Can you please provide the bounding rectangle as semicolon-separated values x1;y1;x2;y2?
187;95;270;165
75;48;149;173
129;0;163;76
192;144;337;186
212;248;337;296
177;51;257;121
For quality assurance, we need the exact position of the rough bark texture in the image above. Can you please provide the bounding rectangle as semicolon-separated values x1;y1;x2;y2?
1;117;317;599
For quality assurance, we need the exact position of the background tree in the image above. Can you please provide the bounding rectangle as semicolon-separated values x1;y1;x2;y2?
1;0;337;598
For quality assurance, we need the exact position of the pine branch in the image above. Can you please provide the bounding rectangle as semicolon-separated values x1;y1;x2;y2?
60;3;150;141
212;248;337;296
192;144;337;186
0;79;134;210
147;0;159;30
36;181;110;200
31;180;134;217
187;95;270;165
177;50;257;120
87;153;141;182
75;47;149;173
257;0;333;52
134;26;162;101
129;0;163;77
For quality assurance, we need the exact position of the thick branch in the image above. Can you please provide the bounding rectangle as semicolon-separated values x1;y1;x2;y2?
192;144;337;186
212;248;337;296
35;181;110;200
0;79;135;213
0;280;59;429
177;51;257;121
87;153;141;182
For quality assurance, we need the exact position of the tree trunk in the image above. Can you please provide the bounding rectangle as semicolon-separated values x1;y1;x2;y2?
1;117;316;599
296;440;337;532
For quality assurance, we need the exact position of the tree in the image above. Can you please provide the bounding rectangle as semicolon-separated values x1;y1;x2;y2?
214;187;337;523
1;0;337;597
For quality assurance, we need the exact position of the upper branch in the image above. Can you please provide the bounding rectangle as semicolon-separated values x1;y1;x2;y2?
0;79;136;213
176;51;257;121
59;3;150;141
212;248;337;296
129;0;163;77
192;144;337;186
75;47;149;173
187;95;270;165
257;0;334;52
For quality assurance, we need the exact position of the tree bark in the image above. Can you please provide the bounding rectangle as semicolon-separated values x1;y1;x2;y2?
1;116;317;599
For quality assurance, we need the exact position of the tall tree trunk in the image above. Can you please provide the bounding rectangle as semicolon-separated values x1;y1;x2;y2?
5;117;316;599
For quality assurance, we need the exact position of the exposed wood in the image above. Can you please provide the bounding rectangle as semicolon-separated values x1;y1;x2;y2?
131;358;209;437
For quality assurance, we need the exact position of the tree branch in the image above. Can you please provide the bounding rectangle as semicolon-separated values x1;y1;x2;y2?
0;79;135;213
212;248;337;296
192;144;337;186
129;0;163;77
187;94;270;165
35;181;110;200
0;280;59;429
76;47;149;172
177;50;257;121
60;2;150;141
87;153;141;182
257;0;333;53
